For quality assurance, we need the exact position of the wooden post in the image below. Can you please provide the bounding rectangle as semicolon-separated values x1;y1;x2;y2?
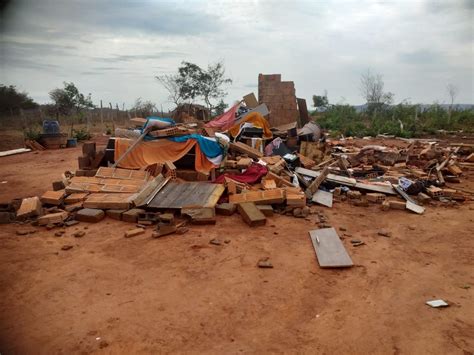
109;102;115;133
100;100;104;126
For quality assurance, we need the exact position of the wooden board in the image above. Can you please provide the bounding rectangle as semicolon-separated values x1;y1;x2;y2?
297;98;310;125
0;148;31;157
296;167;357;186
243;93;258;109
148;182;225;209
229;142;263;159
309;228;353;268
312;190;333;208
132;175;169;207
354;182;396;195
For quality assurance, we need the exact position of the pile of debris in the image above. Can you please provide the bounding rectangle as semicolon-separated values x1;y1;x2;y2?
3;76;473;269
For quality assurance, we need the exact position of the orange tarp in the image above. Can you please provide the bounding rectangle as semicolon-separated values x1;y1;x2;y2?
228;112;273;139
114;138;216;173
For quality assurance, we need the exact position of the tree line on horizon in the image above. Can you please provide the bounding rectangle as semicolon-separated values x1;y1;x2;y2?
0;65;472;137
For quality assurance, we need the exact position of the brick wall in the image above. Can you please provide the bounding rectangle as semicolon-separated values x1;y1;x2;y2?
258;74;299;127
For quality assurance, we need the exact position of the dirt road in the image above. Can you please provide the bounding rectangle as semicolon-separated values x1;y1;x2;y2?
0;141;473;354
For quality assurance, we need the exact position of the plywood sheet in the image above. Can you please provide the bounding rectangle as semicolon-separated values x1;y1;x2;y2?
148;182;225;209
309;228;353;268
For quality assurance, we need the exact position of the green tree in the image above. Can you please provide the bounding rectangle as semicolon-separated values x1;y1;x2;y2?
312;90;329;108
199;61;232;112
49;82;94;117
156;61;232;115
213;99;228;116
0;84;38;114
176;61;204;103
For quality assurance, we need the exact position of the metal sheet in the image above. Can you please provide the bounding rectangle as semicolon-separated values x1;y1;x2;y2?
309;228;353;268
312;190;333;208
148;182;225;209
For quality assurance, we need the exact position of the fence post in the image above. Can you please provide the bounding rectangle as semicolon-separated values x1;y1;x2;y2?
100;100;104;127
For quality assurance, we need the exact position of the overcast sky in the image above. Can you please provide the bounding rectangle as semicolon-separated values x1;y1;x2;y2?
1;0;473;110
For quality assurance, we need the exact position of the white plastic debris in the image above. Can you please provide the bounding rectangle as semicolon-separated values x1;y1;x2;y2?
426;299;449;308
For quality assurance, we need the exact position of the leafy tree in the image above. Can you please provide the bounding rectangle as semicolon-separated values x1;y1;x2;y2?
131;98;156;117
199;61;232;112
176;61;204;103
312;90;329;108
213;99;228;116
156;60;232;115
360;69;394;112
0;84;38;114
49;82;94;117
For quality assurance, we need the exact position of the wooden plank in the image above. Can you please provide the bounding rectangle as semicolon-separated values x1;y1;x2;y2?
229;142;263;159
0;148;31;157
312;190;333;208
266;171;293;187
297;98;310;125
309;228;353;268
306;166;329;196
112;129;149;168
237;202;266;227
203;184;225;208
133;175;170;207
296;167;357;186
354;182;396;195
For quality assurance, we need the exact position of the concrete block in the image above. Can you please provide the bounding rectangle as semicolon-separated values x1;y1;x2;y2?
52;181;65;191
216;203;236;216
122;208;146;223
75;208;105;223
237;202;266;227
106;209;125;220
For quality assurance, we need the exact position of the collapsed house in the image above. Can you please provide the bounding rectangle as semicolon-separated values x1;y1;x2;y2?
4;74;473;269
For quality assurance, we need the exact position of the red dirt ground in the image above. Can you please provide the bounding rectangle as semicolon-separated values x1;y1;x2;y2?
0;138;473;354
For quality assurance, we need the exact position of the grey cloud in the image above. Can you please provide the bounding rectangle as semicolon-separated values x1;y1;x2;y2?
94;52;187;63
399;49;447;65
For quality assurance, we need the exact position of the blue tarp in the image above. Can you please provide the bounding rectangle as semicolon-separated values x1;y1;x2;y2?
169;134;222;158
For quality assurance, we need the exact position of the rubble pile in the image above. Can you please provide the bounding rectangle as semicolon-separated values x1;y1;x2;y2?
2;76;473;268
